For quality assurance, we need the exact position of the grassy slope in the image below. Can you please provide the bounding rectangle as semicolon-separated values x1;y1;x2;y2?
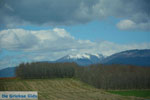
107;90;150;98
0;78;144;100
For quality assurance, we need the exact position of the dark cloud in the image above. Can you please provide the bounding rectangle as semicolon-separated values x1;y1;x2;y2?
0;0;150;30
0;0;98;27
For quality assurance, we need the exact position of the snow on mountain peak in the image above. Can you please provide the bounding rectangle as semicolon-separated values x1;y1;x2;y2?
57;53;104;66
92;54;103;58
67;54;90;59
66;53;104;60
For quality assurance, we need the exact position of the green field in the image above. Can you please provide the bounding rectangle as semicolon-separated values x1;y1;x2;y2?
0;78;146;100
107;90;150;98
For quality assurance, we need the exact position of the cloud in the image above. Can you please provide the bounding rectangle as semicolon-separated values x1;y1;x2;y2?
117;19;136;30
0;28;150;69
94;0;150;30
0;29;39;50
117;19;150;31
0;28;94;52
95;41;150;56
0;0;98;28
0;0;150;30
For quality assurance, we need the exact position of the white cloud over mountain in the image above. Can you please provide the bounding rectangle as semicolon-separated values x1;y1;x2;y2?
0;28;150;69
1;28;150;55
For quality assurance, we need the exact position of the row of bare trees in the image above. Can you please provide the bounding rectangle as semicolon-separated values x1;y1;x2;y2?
16;62;150;89
76;64;150;89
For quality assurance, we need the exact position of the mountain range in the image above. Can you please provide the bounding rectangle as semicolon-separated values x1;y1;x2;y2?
102;49;150;66
56;49;150;66
0;49;150;77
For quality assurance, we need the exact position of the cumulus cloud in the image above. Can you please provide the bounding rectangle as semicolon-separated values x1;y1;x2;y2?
0;28;150;55
0;28;150;69
0;28;94;52
0;29;39;50
0;0;150;30
117;19;150;30
117;19;136;30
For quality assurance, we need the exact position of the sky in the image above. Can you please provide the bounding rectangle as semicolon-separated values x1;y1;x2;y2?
0;0;150;69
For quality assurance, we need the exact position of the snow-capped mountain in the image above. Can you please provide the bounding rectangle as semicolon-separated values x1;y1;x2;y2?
1;49;150;78
56;53;104;66
101;49;150;66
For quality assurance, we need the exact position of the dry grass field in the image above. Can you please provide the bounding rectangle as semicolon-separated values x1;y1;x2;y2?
0;78;145;100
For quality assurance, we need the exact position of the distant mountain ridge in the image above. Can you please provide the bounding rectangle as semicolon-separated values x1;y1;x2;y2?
56;49;150;66
0;67;16;77
101;49;150;66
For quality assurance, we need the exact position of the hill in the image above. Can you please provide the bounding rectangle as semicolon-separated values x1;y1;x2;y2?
0;67;16;77
0;78;143;100
102;49;150;66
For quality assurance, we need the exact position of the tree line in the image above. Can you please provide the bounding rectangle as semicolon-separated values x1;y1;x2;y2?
16;62;150;89
75;64;150;89
16;62;78;79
